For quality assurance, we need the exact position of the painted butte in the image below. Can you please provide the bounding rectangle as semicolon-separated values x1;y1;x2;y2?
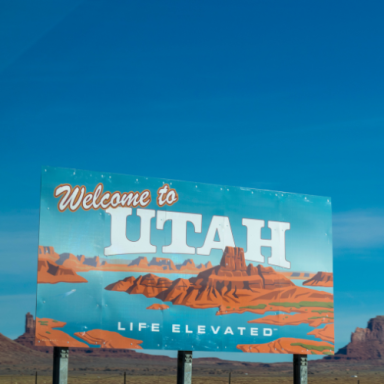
36;246;334;355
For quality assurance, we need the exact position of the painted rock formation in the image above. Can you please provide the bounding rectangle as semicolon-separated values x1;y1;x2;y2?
179;259;196;271
107;274;173;297
15;313;167;358
237;337;334;355
59;254;104;269
281;271;315;280
178;259;211;273
106;247;333;316
127;256;209;274
74;330;142;349
38;259;87;284
308;324;334;343
149;257;177;271
303;272;333;287
39;245;210;275
327;316;384;360
38;246;60;262
35;318;88;347
249;311;334;328
191;247;294;291
147;304;169;310
59;253;94;271
217;286;334;316
38;246;88;284
58;253;130;272
130;256;149;268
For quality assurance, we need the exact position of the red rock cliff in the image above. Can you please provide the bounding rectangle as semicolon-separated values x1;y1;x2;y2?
38;246;60;262
149;258;177;271
190;247;294;291
327;316;384;360
106;247;311;312
38;249;88;284
303;272;333;287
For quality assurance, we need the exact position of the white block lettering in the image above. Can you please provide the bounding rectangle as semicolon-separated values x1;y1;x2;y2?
104;208;156;256
251;328;258;336
242;219;291;268
197;216;235;255
156;211;202;254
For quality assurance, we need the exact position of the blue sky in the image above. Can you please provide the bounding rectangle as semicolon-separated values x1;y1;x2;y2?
0;0;383;363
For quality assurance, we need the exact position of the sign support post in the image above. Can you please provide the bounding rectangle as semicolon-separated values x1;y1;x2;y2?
293;354;307;384
52;347;69;384
177;350;193;384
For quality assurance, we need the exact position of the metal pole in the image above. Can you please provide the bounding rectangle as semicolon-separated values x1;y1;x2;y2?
177;351;193;384
293;354;307;384
52;347;69;384
124;371;126;384
35;371;37;384
229;370;232;384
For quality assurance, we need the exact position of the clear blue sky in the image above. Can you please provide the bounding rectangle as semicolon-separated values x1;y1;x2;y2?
0;0;383;363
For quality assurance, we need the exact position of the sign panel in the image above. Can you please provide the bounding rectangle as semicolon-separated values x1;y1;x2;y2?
36;167;334;355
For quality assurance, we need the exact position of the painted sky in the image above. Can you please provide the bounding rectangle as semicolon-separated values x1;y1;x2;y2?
0;0;383;363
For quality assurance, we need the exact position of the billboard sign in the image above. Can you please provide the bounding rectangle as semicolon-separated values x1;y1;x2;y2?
36;167;334;355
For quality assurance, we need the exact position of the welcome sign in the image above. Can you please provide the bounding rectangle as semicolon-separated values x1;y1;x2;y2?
36;167;334;355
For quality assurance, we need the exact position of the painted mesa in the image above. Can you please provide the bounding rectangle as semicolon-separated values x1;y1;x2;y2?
36;167;334;355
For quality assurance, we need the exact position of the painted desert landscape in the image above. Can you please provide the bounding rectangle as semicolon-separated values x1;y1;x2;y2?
36;245;335;355
105;247;334;355
37;246;213;284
